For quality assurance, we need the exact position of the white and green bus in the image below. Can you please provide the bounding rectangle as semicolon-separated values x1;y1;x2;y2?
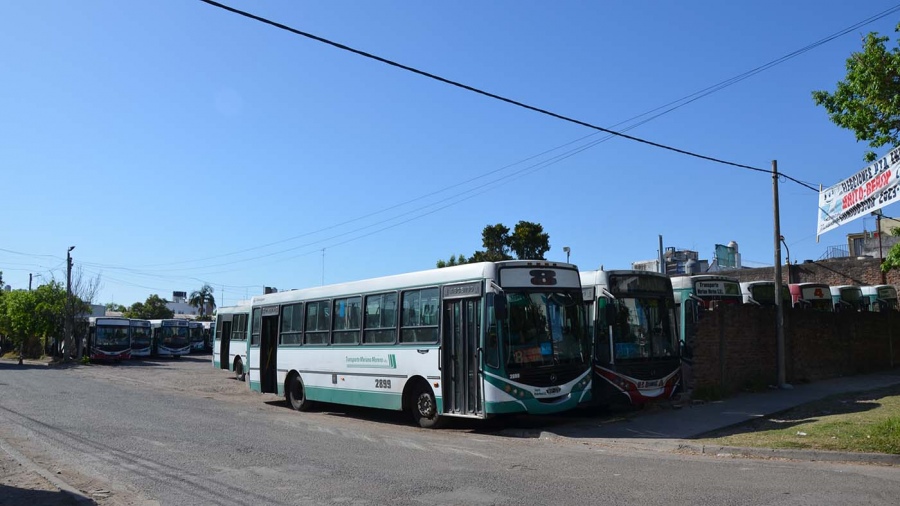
148;319;191;357
247;261;592;428
861;285;899;312
671;274;742;341
740;280;791;307
213;304;250;381
129;319;152;357
188;321;206;352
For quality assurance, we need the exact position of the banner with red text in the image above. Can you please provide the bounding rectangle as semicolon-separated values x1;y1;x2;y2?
817;146;900;237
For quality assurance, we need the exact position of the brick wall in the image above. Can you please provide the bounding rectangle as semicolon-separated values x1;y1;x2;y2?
690;304;900;395
716;256;900;287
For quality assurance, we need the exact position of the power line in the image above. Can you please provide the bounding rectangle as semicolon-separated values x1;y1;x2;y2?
115;2;889;273
13;3;882;292
198;0;770;175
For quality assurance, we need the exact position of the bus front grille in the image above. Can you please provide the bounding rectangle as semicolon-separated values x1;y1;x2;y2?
513;364;585;387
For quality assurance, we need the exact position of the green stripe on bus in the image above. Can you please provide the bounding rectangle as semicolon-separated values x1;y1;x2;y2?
306;386;403;410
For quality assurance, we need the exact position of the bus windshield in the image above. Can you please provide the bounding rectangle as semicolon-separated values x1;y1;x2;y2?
160;326;189;347
96;326;130;346
751;285;790;306
611;297;677;359
503;291;589;370
190;327;203;343
807;299;834;311
132;328;150;346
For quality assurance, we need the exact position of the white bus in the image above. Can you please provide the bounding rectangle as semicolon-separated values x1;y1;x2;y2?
188;321;205;352
129;319;152;357
247;260;592;428
86;317;132;361
149;319;191;357
740;280;791;307
213;305;250;381
862;285;899;312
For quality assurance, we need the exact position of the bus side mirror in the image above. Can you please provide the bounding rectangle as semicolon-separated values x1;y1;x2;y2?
689;300;701;323
494;293;508;320
605;302;617;325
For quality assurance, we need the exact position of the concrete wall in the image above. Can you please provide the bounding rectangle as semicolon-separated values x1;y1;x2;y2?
690;304;900;395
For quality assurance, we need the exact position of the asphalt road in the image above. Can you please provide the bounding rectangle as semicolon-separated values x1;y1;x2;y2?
1;356;898;506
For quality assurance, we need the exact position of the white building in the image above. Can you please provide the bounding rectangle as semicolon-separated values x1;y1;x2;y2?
165;291;213;319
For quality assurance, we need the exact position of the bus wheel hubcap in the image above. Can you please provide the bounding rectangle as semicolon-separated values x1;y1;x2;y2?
418;394;433;417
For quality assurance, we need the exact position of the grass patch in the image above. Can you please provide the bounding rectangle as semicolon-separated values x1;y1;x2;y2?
698;384;900;454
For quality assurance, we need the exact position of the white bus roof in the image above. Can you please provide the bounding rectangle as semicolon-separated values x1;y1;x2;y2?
215;304;251;316
670;274;739;290
579;268;668;287
88;317;130;326
251;260;578;307
148;319;190;326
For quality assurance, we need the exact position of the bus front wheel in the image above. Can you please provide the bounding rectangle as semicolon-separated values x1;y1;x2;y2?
411;383;441;429
286;373;314;411
234;358;245;382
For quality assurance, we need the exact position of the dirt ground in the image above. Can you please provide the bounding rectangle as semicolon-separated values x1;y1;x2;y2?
0;354;253;506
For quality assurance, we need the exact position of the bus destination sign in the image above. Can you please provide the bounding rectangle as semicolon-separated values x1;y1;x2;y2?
695;281;740;296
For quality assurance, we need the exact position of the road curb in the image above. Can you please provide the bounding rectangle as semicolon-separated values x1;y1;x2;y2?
0;439;95;504
679;442;900;465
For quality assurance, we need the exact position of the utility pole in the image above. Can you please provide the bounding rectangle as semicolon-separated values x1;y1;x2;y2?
65;246;74;360
29;273;33;291
772;162;790;389
876;211;887;284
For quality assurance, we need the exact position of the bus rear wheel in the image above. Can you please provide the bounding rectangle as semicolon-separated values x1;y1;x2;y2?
411;384;441;429
234;358;245;382
286;373;314;411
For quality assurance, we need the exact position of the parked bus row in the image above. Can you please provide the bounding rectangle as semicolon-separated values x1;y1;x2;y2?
671;275;899;315
212;261;690;427
741;281;898;313
212;265;900;428
86;317;199;361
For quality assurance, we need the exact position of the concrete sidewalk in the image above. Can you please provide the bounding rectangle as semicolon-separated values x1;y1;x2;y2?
525;369;900;464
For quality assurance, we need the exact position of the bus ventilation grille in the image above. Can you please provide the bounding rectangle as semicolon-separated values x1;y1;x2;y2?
515;365;583;387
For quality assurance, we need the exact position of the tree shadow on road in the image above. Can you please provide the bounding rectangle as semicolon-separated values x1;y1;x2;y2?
0;484;96;505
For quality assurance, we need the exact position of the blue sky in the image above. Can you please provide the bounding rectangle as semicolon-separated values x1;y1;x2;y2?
3;1;900;307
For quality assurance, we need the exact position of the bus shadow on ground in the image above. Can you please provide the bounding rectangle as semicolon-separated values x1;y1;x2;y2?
0;361;60;372
262;398;630;433
116;354;211;367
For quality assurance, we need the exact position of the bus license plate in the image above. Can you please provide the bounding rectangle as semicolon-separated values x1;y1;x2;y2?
545;387;561;394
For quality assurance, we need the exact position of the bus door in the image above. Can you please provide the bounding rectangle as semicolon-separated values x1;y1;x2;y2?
441;283;483;417
219;318;232;370
259;306;279;394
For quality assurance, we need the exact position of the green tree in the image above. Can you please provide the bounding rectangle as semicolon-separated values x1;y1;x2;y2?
0;281;70;358
479;223;513;261
105;302;127;313
189;284;216;318
509;221;550;260
124;295;174;320
437;221;552;265
436;253;470;269
812;23;900;162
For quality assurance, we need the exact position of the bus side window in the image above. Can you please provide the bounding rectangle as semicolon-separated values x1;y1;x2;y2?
484;293;500;368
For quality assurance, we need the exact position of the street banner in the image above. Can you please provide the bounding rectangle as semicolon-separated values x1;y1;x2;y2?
818;146;900;237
